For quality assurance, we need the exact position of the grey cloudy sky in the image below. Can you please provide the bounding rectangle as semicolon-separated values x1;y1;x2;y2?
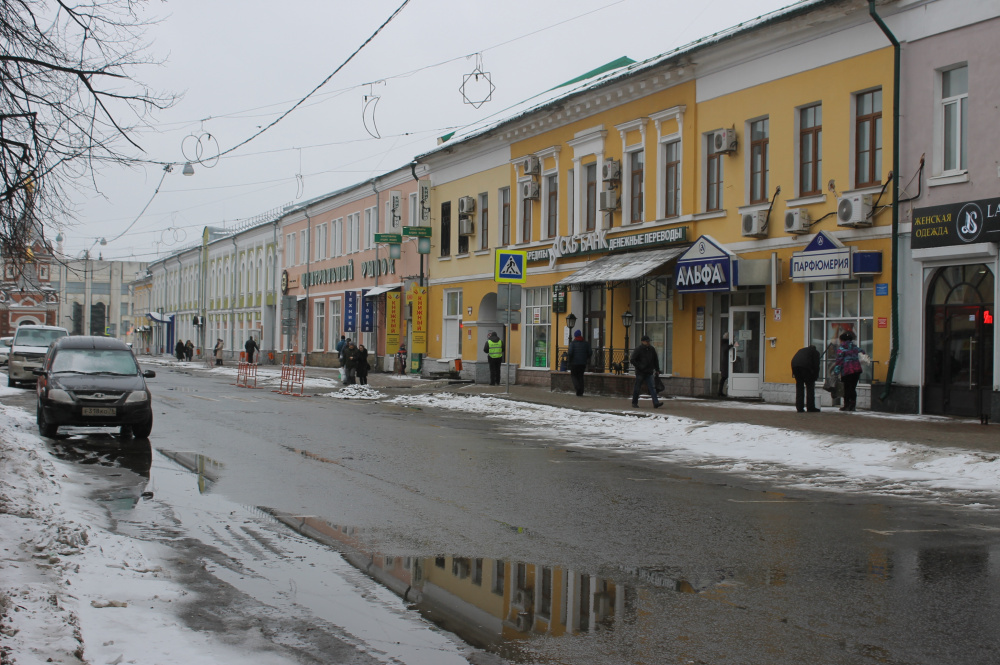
64;0;797;261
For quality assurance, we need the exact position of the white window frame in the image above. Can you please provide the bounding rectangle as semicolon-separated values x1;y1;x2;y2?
300;230;308;265
364;206;377;249
567;126;608;235
615;118;648;226
794;102;823;200
479;192;489;251
328;299;341;350
935;63;969;178
408;192;418;226
331;218;343;257
442;289;463;358
315;223;327;261
313;300;325;351
285;233;296;267
651;107;685;220
347;213;360;253
703;131;725;212
745;115;769;206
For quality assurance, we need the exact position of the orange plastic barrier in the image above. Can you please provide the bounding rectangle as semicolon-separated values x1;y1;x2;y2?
236;361;261;389
273;362;308;397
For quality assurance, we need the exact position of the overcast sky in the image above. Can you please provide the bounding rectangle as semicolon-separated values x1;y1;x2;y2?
63;0;798;262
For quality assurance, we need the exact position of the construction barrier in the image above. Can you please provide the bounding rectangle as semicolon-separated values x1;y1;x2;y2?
235;361;262;389
273;362;308;397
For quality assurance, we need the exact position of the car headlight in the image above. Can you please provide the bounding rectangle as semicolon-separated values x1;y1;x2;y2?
46;389;73;404
125;391;149;404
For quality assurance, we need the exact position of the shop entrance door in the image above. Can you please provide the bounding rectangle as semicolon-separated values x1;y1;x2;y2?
728;306;764;398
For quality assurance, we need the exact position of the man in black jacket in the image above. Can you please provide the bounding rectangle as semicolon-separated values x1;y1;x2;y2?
629;335;663;408
244;336;259;364
567;330;592;396
791;344;821;412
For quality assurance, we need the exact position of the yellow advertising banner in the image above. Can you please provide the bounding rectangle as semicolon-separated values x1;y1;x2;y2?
410;286;427;353
386;292;401;353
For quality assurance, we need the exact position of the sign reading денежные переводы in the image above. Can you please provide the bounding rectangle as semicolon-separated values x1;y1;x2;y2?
912;196;1000;249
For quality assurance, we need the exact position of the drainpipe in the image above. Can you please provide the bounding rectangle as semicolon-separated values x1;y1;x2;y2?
272;218;279;355
869;1;900;403
371;177;380;361
231;237;237;357
304;209;312;364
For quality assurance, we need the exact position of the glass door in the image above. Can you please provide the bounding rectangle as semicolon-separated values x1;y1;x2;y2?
728;306;764;398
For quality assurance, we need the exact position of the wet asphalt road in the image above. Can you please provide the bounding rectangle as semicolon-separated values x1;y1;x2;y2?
7;364;1000;665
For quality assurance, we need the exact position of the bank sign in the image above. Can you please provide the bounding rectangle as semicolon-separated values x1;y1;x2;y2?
675;235;734;293
912;196;1000;249
527;226;688;269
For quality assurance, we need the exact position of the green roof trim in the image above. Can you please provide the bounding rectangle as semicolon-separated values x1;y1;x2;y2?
550;56;636;91
438;130;456;144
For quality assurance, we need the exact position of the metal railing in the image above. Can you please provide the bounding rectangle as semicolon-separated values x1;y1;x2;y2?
556;346;633;374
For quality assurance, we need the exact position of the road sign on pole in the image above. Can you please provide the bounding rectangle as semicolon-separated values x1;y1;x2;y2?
494;249;527;283
374;233;402;244
402;226;433;237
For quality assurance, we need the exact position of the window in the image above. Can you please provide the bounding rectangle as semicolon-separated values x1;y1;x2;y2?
521;191;532;244
585;163;597;231
706;151;722;211
347;213;360;253
491;561;505;595
473;559;483;586
546;175;558;238
750;118;769;204
458;209;469;255
363;207;376;249
479;192;489;251
315;224;327;261
567;168;575;231
941;65;968;172
440;201;451;257
629;150;644;223
331;218;343;257
809;278;874;382
799;105;822;196
443;289;462;357
314;300;325;351
328;299;341;349
285;233;296;266
523;287;551;368
855;89;882;188
663;141;680;218
408;192;418;226
300;229;308;265
500;187;510;247
635;277;673;374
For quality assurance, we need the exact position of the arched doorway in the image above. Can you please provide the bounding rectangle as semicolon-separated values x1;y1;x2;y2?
924;264;994;417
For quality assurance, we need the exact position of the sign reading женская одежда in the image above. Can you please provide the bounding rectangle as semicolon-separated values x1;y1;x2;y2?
912;197;1000;249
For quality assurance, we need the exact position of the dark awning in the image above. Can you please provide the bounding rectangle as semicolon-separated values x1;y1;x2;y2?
557;246;686;287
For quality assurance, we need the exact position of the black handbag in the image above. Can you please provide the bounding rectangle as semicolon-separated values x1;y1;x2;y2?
654;374;666;393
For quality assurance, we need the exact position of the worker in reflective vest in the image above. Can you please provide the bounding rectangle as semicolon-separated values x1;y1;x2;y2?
484;331;504;386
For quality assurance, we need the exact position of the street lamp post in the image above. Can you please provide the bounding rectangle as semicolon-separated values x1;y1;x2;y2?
622;309;633;372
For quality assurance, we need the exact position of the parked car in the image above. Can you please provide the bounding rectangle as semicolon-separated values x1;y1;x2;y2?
8;325;68;386
0;336;12;366
35;336;155;438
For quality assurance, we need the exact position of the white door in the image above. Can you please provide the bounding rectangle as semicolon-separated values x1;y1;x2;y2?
728;306;764;398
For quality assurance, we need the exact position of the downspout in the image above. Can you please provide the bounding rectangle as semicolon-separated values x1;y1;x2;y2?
869;1;900;403
272;218;279;355
372;177;380;362
304;209;312;364
410;161;424;288
231;237;238;357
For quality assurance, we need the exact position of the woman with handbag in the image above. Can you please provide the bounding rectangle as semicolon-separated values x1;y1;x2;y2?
833;331;863;411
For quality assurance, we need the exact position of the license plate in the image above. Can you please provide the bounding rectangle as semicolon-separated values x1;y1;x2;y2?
82;407;116;416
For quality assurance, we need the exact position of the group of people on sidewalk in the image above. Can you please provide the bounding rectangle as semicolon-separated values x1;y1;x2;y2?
174;339;195;362
335;335;370;386
792;330;865;413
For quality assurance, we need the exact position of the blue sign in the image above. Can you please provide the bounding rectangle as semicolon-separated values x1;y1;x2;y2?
853;251;883;276
875;282;889;296
344;291;357;332
675;235;735;293
360;289;374;332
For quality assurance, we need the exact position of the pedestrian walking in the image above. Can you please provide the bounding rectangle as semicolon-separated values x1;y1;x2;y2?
567;330;592;396
339;337;351;366
184;340;194;362
342;340;359;385
833;330;863;411
791;345;821;412
630;335;663;408
484;331;504;386
244;336;259;364
719;332;733;396
395;344;407;375
175;340;185;362
213;338;224;366
335;335;346;355
356;343;370;385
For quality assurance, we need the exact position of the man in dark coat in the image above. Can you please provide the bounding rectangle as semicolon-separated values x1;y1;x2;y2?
342;341;360;385
791;344;821;412
567;330;592;396
244;336;259;364
629;335;663;408
483;331;504;386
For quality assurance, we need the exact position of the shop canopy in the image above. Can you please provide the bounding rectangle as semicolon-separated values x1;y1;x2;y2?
556;246;686;288
145;311;173;323
363;284;401;298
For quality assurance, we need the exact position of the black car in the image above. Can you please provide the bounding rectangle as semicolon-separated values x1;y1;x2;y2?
35;336;155;438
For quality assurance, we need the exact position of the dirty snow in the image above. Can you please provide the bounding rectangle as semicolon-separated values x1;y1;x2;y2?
390;393;1000;507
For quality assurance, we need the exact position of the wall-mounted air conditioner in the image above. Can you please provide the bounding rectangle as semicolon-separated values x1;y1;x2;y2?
837;193;873;227
741;210;767;238
784;208;811;234
521;181;540;200
458;196;476;215
522;155;540;175
458;218;475;236
515;613;532;633
602;159;621;182
711;128;737;154
599;189;619;211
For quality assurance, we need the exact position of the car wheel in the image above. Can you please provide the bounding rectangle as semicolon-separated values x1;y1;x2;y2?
132;415;153;439
119;425;134;439
8;375;15;388
37;405;57;438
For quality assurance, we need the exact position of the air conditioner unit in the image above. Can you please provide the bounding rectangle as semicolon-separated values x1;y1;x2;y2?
514;589;534;607
599;189;619;211
458;218;475;236
522;155;540;175
458;196;476;215
602;159;621;181
521;181;540;200
784;208;811;234
515;613;533;633
837;193;873;227
741;210;767;238
712;128;737;154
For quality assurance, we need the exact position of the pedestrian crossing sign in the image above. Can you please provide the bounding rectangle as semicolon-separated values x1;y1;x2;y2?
494;249;527;283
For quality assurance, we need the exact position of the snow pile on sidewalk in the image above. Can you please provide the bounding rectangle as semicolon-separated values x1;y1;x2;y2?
327;384;386;400
391;393;1000;507
0;404;302;665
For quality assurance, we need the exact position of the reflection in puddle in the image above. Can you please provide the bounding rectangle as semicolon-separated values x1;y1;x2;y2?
48;436;153;510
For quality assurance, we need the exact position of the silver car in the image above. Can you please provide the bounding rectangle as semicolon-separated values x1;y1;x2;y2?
8;325;68;387
0;336;12;366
